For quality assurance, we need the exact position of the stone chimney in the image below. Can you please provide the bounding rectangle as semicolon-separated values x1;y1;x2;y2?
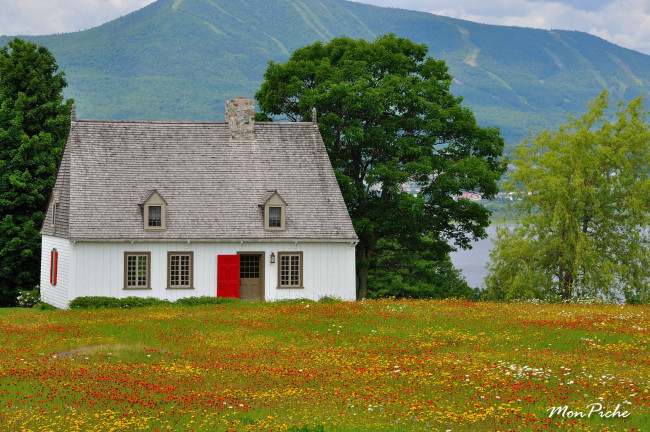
225;98;255;140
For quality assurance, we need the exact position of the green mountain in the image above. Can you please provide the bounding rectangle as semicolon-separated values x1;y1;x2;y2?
2;0;649;146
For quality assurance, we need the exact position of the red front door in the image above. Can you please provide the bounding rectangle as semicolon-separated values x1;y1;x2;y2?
217;255;240;298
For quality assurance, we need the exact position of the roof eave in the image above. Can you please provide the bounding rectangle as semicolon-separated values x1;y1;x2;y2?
68;237;359;244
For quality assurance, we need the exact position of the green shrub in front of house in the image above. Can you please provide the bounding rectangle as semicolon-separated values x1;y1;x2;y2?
69;297;124;309
69;296;170;309
68;296;241;309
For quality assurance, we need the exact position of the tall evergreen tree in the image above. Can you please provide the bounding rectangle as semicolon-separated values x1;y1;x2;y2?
0;38;73;306
256;34;506;299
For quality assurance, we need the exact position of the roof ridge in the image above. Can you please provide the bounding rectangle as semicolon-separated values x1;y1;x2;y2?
72;119;318;126
73;119;224;124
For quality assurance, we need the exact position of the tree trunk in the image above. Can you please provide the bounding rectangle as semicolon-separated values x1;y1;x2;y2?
356;264;369;300
355;242;375;300
558;264;573;301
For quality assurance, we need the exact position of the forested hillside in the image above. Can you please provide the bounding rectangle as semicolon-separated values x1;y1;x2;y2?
2;0;649;146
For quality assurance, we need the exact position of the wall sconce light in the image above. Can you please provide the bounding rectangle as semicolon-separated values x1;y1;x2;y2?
270;252;275;263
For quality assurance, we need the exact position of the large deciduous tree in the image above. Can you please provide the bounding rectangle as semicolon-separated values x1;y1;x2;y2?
255;34;506;299
0;38;73;306
485;91;650;303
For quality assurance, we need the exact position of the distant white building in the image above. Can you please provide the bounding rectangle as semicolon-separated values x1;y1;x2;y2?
40;98;358;309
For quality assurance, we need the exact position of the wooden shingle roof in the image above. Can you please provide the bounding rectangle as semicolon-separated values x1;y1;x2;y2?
41;119;357;242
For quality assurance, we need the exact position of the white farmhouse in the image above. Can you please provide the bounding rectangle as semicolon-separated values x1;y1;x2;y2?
40;98;358;309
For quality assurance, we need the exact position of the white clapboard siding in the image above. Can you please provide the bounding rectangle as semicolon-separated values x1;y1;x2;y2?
40;235;72;309
63;241;356;307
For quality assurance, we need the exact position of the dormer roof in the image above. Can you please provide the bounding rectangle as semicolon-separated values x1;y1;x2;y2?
259;190;286;207
140;190;167;207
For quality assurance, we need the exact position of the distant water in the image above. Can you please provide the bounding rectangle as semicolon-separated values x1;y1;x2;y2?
449;225;500;289
450;225;636;303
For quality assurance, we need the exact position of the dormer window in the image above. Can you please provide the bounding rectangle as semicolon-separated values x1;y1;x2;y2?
268;207;282;228
260;190;287;231
142;190;167;231
148;205;162;227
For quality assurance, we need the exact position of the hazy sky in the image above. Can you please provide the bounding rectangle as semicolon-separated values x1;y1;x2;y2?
1;0;649;55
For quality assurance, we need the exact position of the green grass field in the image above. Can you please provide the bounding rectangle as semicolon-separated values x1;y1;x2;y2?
0;299;648;431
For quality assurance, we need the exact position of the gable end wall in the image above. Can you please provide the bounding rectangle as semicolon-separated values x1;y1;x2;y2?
40;235;72;309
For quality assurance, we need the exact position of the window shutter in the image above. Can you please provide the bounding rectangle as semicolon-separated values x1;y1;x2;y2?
50;249;58;286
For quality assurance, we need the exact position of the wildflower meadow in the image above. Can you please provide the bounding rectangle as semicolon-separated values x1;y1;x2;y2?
0;299;648;431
